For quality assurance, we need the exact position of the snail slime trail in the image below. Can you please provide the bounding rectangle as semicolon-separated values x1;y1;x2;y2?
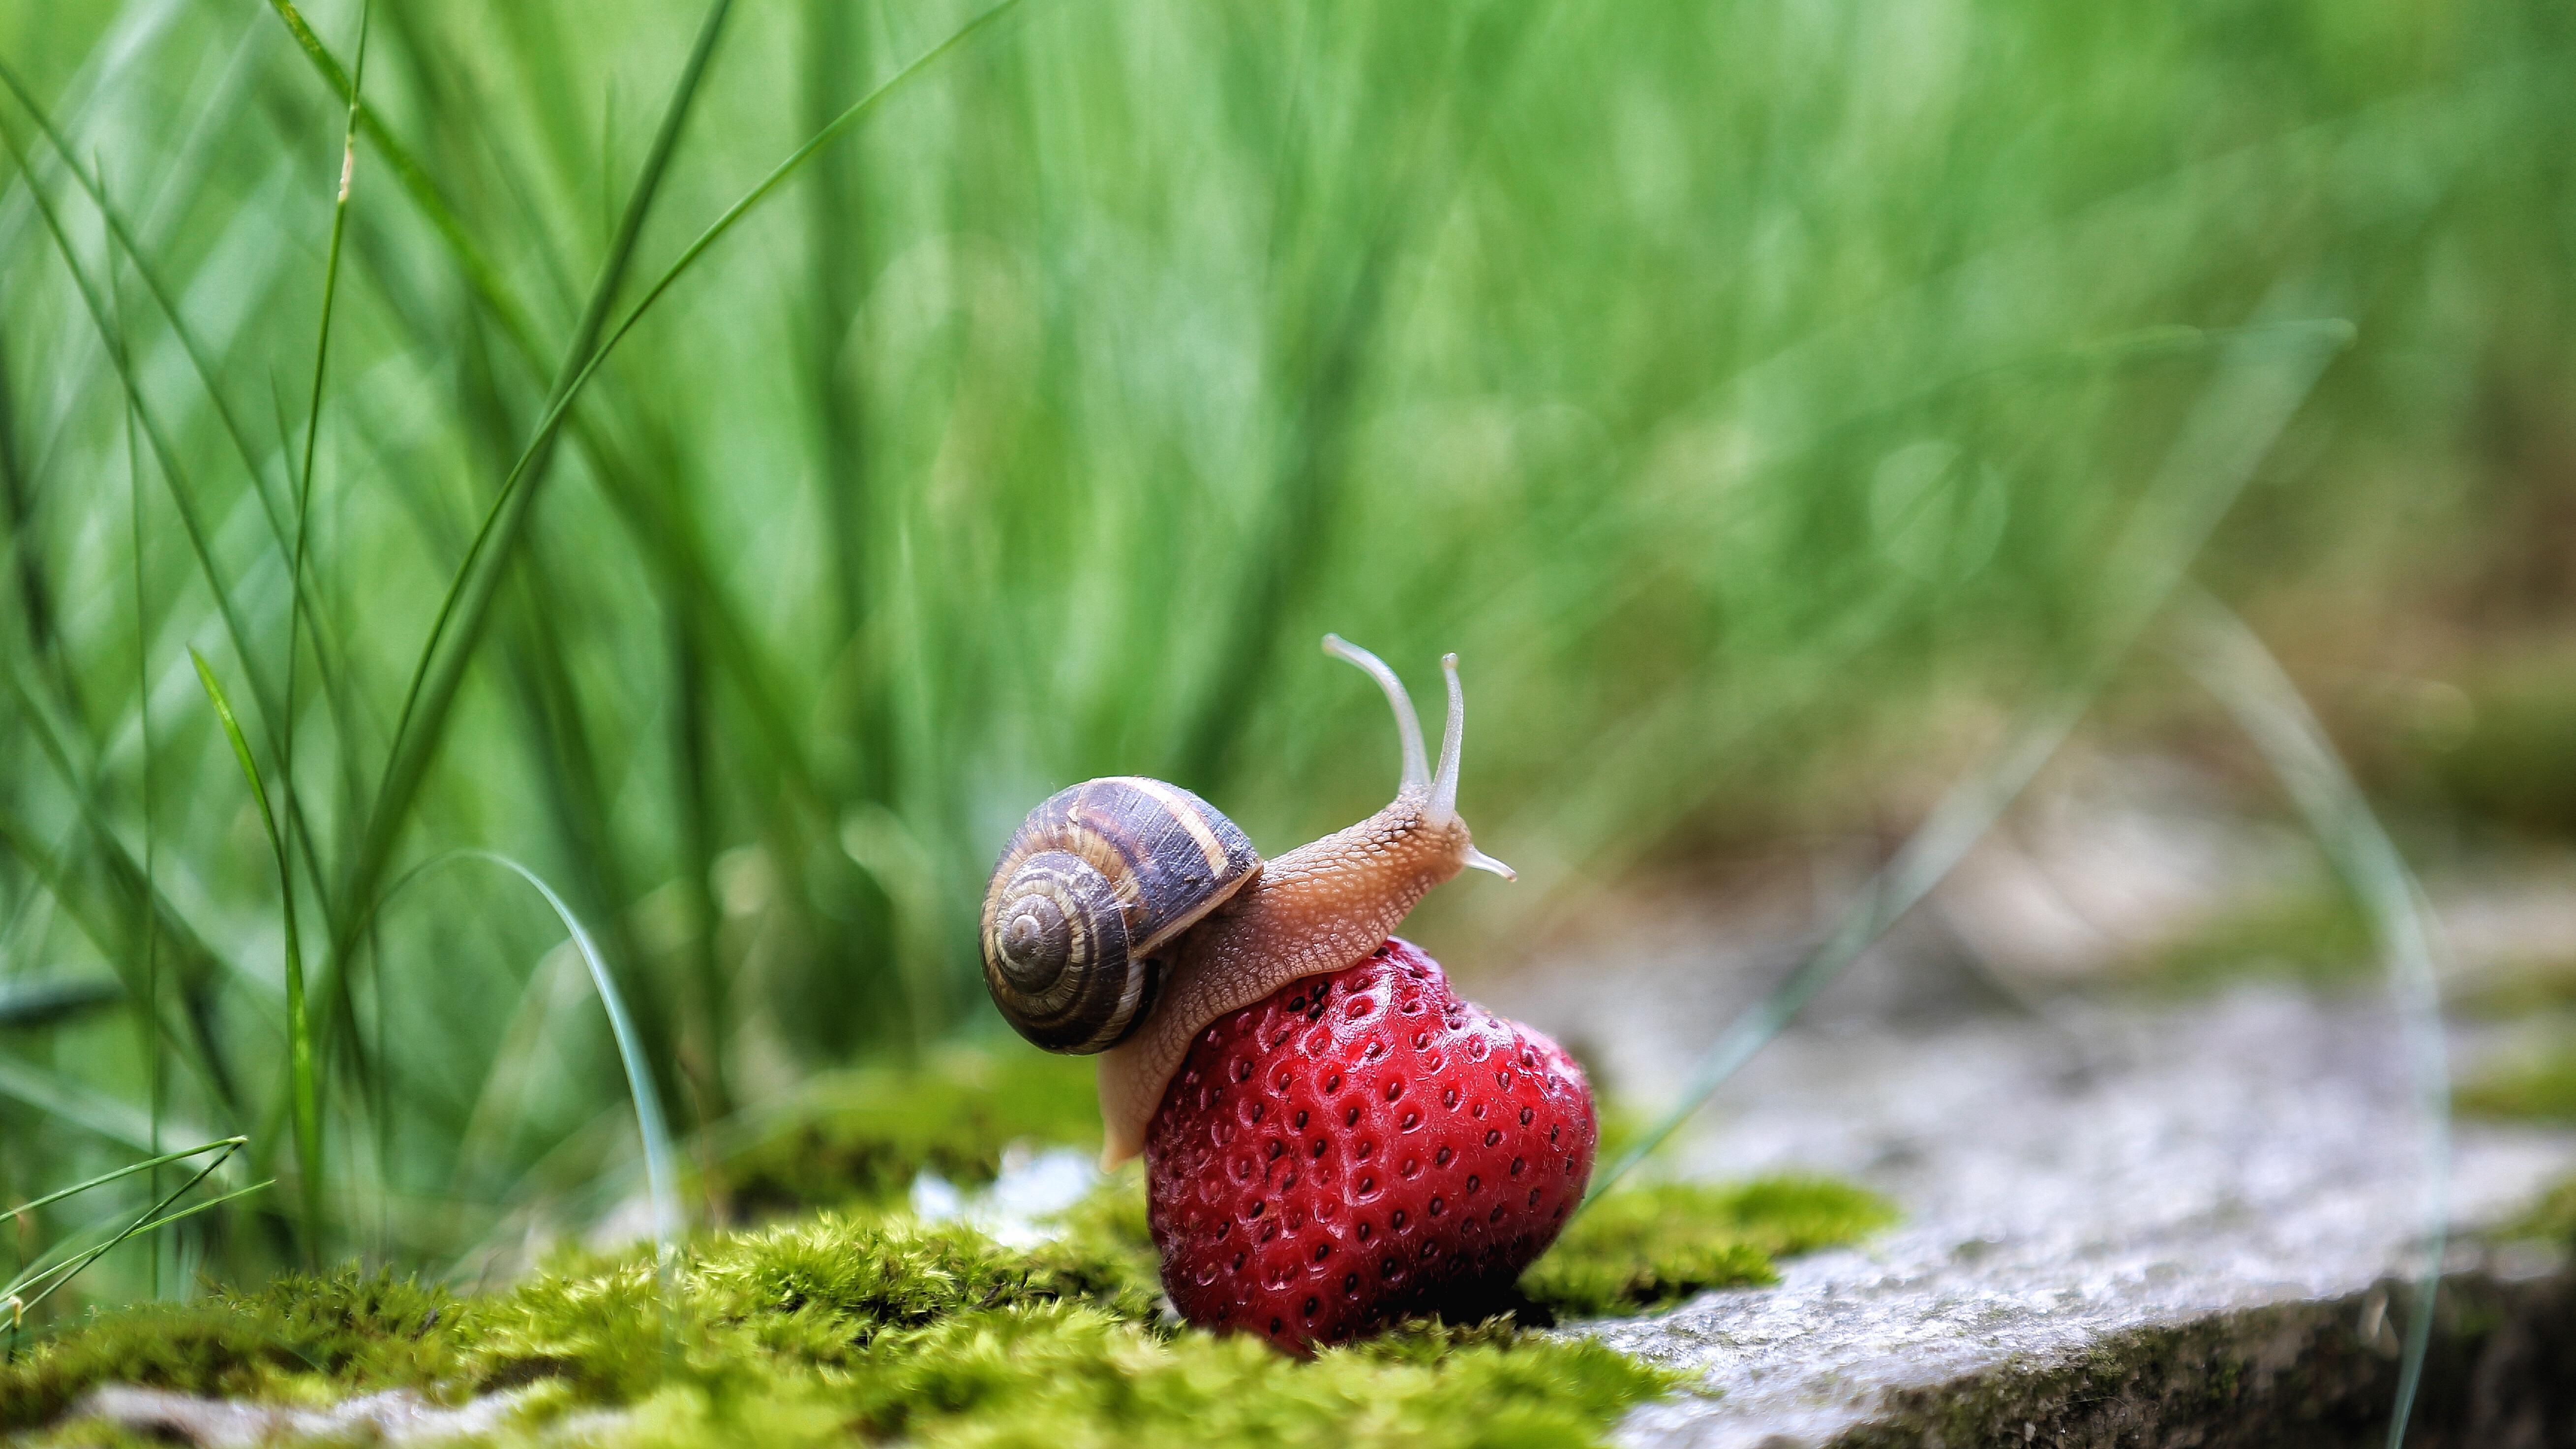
977;637;1592;1352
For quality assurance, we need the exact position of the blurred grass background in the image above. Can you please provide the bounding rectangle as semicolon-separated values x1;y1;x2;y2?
1;0;2573;1298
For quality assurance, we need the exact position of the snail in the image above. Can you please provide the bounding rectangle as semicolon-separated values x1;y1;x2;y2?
980;635;1514;1166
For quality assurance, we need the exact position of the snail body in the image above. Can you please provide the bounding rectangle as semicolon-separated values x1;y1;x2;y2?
978;637;1512;1166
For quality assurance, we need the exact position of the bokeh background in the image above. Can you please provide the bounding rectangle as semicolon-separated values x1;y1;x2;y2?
3;0;2574;1300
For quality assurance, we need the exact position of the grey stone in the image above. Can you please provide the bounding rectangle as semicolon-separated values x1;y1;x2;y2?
70;1385;530;1447
1495;956;2573;1447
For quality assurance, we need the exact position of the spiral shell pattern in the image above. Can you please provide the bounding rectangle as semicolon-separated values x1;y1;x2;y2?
980;776;1262;1052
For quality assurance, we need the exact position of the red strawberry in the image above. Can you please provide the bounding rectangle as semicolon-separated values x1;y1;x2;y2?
1142;936;1597;1353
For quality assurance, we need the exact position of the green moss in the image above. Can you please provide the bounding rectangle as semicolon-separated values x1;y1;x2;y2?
473;1209;1681;1449
2496;1176;2576;1246
835;1304;1674;1449
2451;958;2576;1018
458;1213;1165;1408
1519;1177;1900;1318
1033;1175;1163;1315
0;1269;472;1429
2457;1040;2576;1123
439;1300;1675;1449
6;1172;1895;1447
2121;888;2375;995
713;1052;1102;1217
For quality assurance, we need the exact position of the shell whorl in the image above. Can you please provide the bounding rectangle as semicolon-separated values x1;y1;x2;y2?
979;776;1261;1053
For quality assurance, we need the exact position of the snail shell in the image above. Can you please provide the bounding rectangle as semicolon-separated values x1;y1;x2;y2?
979;776;1262;1053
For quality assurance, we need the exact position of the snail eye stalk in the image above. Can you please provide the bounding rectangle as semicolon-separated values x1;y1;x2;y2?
1430;652;1467;827
1323;634;1429;798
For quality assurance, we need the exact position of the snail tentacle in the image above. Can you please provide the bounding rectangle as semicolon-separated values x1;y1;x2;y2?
1429;651;1464;826
1433;652;1514;878
1323;633;1429;797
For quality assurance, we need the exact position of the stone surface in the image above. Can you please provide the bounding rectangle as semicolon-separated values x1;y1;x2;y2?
72;1386;528;1446
1581;989;2564;1446
1479;806;2576;1447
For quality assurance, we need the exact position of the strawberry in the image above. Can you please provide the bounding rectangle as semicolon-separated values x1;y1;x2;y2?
1142;936;1597;1352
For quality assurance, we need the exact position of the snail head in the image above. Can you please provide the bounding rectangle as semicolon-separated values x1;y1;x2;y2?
1321;634;1515;884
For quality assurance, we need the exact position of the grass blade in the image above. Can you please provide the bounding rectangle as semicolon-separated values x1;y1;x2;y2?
0;56;299;554
98;1179;276;1252
2;1136;246;1220
189;647;320;1256
113;243;166;1293
260;0;813;814
278;0;372;1196
345;0;1022;951
0;313;62;709
263;0;547;365
5;1140;255;1315
0;665;245;1117
486;585;673;1118
2173;593;2450;1449
0;809;239;1120
0;977;121;1029
290;0;371;600
0;42;388;895
0;120;267;711
0;1056;213;1156
345;0;736;961
0;123;294;787
383;850;681;1263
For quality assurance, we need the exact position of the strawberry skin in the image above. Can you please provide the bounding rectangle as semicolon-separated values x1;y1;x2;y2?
1142;937;1597;1352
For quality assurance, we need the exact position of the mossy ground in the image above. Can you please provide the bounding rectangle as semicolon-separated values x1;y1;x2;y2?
2116;886;2376;996
2455;1037;2576;1125
2449;956;2576;1019
1519;1178;1898;1319
2496;1175;2576;1247
4;1062;1893;1448
1;1178;1886;1449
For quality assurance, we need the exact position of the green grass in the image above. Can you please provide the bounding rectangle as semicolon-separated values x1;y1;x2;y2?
186;648;321;1253
0;1173;1898;1447
0;0;2571;1304
2;1136;264;1344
